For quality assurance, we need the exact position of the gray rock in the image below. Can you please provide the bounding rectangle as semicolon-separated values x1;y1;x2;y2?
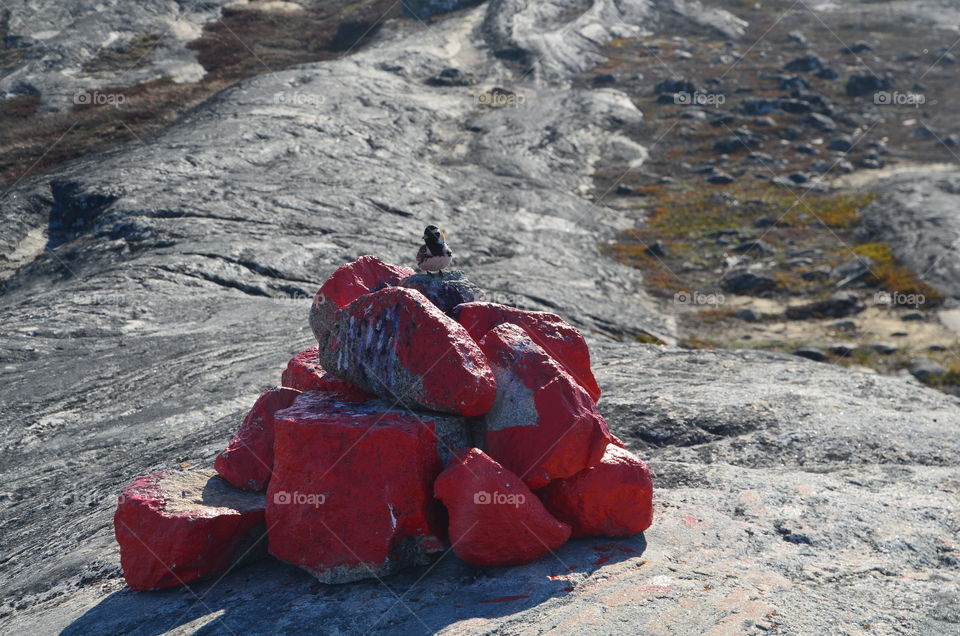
720;268;776;295
425;67;476;86
806;113;837;131
860;168;960;300
733;308;761;322
793;346;829;362
784;54;822;72
785;292;865;320
706;171;736;184
846;73;891;97
399;271;482;315
827;135;855;152
910;357;948;382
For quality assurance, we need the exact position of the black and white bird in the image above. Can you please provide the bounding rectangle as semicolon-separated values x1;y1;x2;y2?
416;225;453;276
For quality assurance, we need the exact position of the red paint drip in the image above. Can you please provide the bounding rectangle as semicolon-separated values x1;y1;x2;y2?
478;595;530;604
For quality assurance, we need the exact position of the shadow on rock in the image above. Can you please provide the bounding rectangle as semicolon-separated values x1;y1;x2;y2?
64;535;647;635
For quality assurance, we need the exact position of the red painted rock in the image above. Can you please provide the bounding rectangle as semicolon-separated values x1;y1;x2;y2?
538;444;654;538
266;391;474;583
280;345;370;401
454;302;601;402
114;469;266;591
477;323;614;489
309;256;415;346
433;448;571;567
318;287;497;416
215;387;301;491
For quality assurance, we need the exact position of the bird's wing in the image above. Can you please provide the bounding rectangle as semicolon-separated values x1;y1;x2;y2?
416;244;429;267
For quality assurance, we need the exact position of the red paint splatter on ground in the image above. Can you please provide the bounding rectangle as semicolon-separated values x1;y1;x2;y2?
478;595;530;603
683;514;702;527
592;555;611;565
562;586;575;592
567;565;578;571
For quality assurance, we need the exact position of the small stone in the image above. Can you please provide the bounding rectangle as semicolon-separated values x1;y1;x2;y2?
806;113;837;131
785;292;865;320
720;269;776;295
399;271;483;315
866;342;898;355
909;357;947;381
794;347;829;362
730;240;774;255
843;41;873;54
784;55;822;72
425;67;476;86
707;172;736;184
734;308;761;322
846;73;891;97
816;67;840;80
592;73;617;86
827;135;854;152
795;143;818;155
645;240;668;258
902;312;925;322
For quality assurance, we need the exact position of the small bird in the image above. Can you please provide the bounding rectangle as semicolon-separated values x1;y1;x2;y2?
416;225;453;277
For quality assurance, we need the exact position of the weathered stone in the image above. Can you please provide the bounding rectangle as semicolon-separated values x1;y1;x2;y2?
399;271;482;315
215;387;301;491
319;287;497;416
266;391;472;583
477;323;613;489
454;301;601;402
114;469;266;591
433;448;571;566
538;444;653;538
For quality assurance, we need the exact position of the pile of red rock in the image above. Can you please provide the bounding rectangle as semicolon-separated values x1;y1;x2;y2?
114;256;654;590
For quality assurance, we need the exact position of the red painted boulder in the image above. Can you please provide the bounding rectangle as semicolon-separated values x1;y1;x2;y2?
266;391;474;583
318;287;497;416
454;301;601;402
477;323;614;489
538;444;654;538
309;256;415;346
114;469;266;591
433;448;571;567
215;387;301;491
280;345;370;401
